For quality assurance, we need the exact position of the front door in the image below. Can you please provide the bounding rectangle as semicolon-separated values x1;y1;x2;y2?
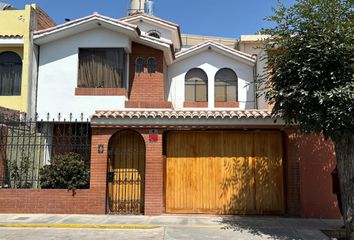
107;130;145;214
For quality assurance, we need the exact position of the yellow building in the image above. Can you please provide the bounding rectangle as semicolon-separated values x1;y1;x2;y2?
0;3;55;115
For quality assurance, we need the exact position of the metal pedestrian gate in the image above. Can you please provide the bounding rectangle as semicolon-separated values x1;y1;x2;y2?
107;130;145;215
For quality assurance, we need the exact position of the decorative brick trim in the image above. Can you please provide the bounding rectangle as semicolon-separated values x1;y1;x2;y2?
215;102;240;108
75;88;127;96
125;101;172;109
129;43;165;102
183;102;208;108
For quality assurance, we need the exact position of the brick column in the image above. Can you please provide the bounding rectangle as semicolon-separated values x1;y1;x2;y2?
140;130;164;215
284;129;301;216
89;127;115;214
0;125;7;187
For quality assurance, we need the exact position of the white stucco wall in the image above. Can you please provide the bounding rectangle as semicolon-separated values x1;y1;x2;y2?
37;28;131;120
168;51;255;110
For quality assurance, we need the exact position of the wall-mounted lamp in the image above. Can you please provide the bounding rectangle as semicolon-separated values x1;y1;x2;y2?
98;144;104;154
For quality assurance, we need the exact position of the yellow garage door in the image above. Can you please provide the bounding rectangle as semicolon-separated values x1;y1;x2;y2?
166;131;284;215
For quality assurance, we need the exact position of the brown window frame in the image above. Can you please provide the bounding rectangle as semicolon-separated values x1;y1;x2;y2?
214;68;238;102
185;68;208;103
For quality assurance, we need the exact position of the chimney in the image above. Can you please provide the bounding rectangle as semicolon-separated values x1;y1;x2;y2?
144;0;155;16
128;0;146;16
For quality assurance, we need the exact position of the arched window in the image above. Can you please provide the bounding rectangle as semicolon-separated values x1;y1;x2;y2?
0;51;22;96
147;30;161;39
135;57;144;73
147;57;156;74
214;68;238;102
185;68;208;102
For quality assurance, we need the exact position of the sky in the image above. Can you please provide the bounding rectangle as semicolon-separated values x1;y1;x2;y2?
5;0;296;38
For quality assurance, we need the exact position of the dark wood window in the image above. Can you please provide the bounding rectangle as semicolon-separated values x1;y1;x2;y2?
215;68;238;102
135;57;144;74
147;57;156;74
78;48;126;88
0;51;22;96
185;68;208;102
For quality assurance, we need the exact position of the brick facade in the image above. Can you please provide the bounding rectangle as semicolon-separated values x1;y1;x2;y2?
75;88;127;96
183;102;209;108
215;102;240;108
127;42;170;108
125;101;172;109
284;130;301;216
284;130;340;219
0;128;108;214
35;6;56;30
0;126;340;218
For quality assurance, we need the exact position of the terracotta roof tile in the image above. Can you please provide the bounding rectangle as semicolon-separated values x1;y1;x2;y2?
176;40;255;61
0;35;23;39
120;13;179;28
92;110;274;120
34;13;139;36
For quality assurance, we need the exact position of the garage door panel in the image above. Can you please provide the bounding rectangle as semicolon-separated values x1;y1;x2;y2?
254;132;284;213
166;131;284;215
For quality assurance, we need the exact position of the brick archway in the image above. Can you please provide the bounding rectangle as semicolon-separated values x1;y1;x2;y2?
107;130;146;214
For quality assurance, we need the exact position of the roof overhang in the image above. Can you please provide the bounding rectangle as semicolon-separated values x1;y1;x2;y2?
91;110;284;127
175;41;256;66
33;13;175;63
34;14;140;45
137;35;175;64
0;35;23;46
121;14;182;50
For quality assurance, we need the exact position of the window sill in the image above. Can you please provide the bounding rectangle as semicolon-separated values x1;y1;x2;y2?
75;88;127;96
183;102;209;108
215;102;240;108
125;101;172;109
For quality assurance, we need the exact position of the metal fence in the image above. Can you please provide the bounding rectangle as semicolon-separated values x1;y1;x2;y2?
0;113;91;189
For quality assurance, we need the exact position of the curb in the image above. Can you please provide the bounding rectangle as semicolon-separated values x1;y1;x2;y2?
0;224;160;229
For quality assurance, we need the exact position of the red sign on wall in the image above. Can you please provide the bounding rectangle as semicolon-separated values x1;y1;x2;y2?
149;129;158;142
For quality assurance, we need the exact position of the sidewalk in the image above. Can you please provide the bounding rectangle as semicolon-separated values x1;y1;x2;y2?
0;214;342;240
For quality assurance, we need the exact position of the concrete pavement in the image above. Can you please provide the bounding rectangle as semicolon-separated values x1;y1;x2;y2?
0;214;342;240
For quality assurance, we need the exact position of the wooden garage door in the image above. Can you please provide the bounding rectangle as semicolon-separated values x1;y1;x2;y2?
166;131;284;215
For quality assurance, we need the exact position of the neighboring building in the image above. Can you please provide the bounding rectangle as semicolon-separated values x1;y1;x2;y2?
0;3;55;115
0;0;339;219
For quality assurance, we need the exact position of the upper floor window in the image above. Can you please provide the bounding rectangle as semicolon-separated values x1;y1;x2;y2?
215;68;238;102
185;68;208;102
135;57;144;74
147;57;156;74
0;51;22;96
147;30;161;39
78;48;126;88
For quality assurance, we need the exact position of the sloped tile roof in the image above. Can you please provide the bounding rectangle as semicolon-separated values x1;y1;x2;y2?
175;40;256;64
0;34;23;39
92;110;274;120
34;13;139;36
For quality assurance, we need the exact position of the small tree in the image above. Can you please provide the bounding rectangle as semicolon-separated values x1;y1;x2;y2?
260;0;353;238
40;152;89;191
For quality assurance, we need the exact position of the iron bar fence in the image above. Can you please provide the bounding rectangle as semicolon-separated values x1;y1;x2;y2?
0;113;91;189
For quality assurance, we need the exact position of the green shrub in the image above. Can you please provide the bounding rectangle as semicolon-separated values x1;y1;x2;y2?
40;152;89;190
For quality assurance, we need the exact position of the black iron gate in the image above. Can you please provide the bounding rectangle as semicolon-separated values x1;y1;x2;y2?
107;130;145;215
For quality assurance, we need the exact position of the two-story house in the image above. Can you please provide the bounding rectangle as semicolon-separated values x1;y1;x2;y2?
0;1;339;219
0;3;55;116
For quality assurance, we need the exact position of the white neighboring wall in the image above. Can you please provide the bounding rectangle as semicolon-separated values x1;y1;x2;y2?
168;50;255;110
36;28;131;120
256;48;269;109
